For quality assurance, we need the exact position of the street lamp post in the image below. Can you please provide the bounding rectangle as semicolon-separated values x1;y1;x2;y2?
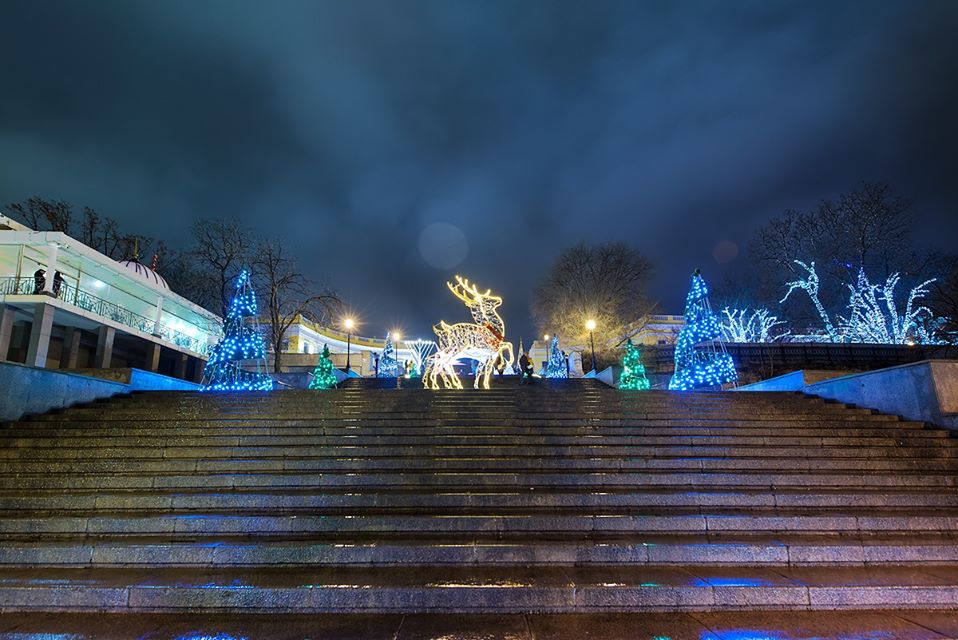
542;334;550;370
586;319;596;373
344;318;354;374
393;331;402;376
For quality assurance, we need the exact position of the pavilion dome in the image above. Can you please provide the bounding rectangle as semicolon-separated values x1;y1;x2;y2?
117;259;170;290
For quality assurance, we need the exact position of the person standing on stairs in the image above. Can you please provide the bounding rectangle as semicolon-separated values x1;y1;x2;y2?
518;350;535;384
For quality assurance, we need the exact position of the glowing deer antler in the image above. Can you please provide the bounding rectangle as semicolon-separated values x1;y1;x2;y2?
447;275;499;307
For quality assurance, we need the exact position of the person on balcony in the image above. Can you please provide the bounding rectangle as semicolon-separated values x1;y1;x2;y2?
53;271;64;297
32;268;45;294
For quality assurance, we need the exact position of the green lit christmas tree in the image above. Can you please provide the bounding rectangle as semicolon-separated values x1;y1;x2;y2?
618;339;650;390
308;344;338;390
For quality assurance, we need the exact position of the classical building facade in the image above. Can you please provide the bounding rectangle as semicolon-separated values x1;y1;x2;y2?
0;215;221;380
633;314;685;346
271;314;419;377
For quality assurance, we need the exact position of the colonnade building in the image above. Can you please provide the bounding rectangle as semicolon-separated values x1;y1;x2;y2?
273;314;419;377
0;215;221;381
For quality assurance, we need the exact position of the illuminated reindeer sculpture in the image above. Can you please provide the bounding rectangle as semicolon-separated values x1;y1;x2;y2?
424;276;514;389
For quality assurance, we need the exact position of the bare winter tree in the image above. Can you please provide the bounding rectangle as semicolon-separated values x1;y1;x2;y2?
6;196;170;268
254;236;340;372
161;249;222;315
747;183;935;324
531;241;654;368
930;255;958;340
6;196;73;232
189;219;253;317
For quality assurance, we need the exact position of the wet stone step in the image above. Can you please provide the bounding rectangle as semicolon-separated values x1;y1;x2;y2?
2;434;948;449
0;565;957;612
0;610;956;640
0;423;938;439
3;512;958;537
4;488;958;511
2;470;956;491
5;446;956;462
4;536;958;567
4;456;957;474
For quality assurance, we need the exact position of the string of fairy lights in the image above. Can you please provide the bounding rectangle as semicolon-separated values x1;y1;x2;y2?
201;270;273;391
668;270;738;391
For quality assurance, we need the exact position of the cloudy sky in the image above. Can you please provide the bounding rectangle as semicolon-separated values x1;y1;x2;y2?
2;0;956;342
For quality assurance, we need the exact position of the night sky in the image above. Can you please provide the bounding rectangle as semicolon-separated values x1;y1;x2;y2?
2;1;957;344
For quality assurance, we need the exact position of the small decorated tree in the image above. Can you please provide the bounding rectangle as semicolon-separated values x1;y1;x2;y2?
377;335;401;378
202;269;273;391
618;339;650;390
669;269;737;391
544;334;568;378
308;344;338;390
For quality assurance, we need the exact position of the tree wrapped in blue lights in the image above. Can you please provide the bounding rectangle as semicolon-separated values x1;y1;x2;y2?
202;270;273;391
308;344;338;390
377;335;401;378
544;334;568;378
618;339;650;390
669;269;738;391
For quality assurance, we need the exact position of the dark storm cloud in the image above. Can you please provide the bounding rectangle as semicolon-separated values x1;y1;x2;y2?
2;0;957;342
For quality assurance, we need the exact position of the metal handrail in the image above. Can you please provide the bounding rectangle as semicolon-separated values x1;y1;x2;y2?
0;276;209;355
0;276;36;296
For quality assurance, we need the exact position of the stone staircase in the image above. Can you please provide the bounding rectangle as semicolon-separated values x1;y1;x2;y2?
1;379;958;614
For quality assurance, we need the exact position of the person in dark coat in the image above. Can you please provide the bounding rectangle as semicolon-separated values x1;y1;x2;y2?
518;351;535;385
53;271;64;297
33;268;45;294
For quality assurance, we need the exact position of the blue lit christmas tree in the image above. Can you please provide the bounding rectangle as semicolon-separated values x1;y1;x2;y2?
544;334;568;378
308;344;338;390
618;339;650;390
202;270;273;391
669;269;737;391
377;336;401;378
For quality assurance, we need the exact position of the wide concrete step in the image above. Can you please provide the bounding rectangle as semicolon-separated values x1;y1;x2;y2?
3;433;950;450
3;446;955;464
1;421;938;439
5;535;958;567
27;404;886;419
4;488;958;511
1;610;956;640
0;565;956;612
146;402;844;412
2;470;955;490
5;455;956;474
4;512;958;537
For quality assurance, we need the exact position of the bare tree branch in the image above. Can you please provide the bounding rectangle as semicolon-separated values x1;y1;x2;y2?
531;241;654;368
254;237;340;371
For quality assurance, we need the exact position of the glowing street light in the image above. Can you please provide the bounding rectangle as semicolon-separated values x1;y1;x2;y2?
543;334;550;369
344;317;355;374
586;319;597;373
392;331;403;376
